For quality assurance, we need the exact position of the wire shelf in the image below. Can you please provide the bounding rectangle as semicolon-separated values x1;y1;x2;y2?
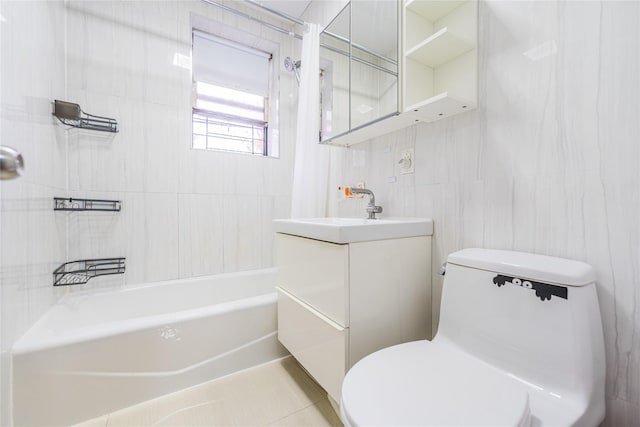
54;197;121;212
53;100;118;133
53;258;126;286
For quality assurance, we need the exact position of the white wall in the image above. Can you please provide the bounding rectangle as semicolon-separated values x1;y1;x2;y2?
0;1;298;423
331;1;640;424
0;2;68;423
64;0;297;286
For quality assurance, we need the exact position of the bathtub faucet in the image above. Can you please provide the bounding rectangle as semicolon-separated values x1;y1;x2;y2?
350;187;383;219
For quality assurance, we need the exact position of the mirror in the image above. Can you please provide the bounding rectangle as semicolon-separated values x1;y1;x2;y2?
320;1;399;143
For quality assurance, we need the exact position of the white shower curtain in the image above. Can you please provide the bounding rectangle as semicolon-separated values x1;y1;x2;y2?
290;23;329;218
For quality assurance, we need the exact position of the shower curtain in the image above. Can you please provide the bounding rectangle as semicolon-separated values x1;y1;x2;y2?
290;23;329;218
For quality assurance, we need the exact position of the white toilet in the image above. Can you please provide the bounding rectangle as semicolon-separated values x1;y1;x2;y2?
341;248;606;427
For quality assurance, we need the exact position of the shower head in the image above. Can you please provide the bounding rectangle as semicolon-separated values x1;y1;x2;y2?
284;56;300;72
284;56;301;85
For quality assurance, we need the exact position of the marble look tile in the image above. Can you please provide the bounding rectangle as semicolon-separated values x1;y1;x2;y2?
264;156;295;198
269;399;343;427
65;96;185;194
460;179;485;249
66;4;126;99
0;4;66;190
98;357;328;427
178;148;226;195
602;398;640;427
331;2;640;422
66;190;127;259
222;152;267;196
178;193;225;278
65;95;136;193
181;358;325;426
511;175;537;254
2;3;298;424
72;415;108;427
222;195;263;273
141;103;180;193
0;182;67;344
100;388;192;427
151;399;234;427
481;178;514;251
122;192;179;285
0;10;66;406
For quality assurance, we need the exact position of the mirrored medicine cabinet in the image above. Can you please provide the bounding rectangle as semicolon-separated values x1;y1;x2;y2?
319;0;478;147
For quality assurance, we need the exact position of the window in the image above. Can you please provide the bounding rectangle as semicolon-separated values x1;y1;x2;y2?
192;30;272;156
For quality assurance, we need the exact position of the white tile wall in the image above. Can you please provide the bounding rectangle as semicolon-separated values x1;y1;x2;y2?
330;1;640;423
62;0;297;288
5;0;636;425
0;1;69;423
1;1;297;423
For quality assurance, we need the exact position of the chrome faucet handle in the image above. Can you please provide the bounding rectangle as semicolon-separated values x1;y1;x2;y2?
0;146;24;180
366;204;382;219
349;186;383;219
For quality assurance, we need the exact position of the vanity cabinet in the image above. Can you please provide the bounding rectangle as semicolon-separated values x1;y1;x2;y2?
275;232;432;401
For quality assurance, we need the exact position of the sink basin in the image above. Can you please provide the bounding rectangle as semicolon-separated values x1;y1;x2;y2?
273;217;433;244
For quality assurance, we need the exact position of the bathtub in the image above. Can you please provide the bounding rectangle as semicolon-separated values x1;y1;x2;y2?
11;268;288;426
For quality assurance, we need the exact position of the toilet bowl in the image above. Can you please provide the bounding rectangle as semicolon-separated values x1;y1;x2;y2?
341;248;606;427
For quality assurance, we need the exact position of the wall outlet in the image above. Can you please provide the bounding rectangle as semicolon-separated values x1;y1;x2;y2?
399;149;414;174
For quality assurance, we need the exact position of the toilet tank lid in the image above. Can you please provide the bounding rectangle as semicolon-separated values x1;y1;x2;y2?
447;248;596;286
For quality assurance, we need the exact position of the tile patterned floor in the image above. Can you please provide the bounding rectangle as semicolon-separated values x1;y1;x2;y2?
74;357;343;427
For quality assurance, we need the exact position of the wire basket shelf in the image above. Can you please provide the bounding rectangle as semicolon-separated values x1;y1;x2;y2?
53;258;126;286
54;197;121;212
53;100;118;133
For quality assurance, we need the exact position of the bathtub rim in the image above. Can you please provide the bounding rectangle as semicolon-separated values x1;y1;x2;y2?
12;268;278;355
58;267;278;301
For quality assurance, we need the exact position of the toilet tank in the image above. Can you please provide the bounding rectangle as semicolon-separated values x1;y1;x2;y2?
438;248;605;406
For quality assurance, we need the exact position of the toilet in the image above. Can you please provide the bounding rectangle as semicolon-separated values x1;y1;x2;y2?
341;248;606;427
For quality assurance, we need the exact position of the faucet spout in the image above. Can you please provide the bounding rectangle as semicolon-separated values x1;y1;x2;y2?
349;187;383;219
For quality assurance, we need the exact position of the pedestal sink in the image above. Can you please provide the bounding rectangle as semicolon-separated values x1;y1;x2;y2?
273;217;433;244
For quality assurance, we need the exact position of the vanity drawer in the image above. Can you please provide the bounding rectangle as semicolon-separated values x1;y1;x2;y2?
277;288;347;401
276;233;348;326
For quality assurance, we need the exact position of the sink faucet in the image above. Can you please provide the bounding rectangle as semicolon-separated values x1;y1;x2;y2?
350;187;383;219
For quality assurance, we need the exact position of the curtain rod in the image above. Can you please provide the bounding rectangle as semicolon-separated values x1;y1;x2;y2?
243;0;305;26
199;0;397;73
200;0;304;40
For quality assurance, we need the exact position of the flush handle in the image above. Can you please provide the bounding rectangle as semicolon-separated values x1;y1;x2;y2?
439;262;447;276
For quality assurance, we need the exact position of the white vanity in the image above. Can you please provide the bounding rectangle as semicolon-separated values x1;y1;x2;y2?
273;217;433;402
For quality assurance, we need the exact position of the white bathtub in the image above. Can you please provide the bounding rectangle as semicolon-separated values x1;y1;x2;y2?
11;268;288;426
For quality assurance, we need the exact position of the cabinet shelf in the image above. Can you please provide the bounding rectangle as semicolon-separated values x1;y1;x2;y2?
53;197;121;212
405;0;465;22
402;0;478;127
405;92;475;122
406;27;474;68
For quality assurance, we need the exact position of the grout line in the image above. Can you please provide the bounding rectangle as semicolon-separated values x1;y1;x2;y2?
266;401;318;426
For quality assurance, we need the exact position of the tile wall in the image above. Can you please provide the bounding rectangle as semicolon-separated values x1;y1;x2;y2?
0;2;68;423
3;0;638;425
0;1;298;423
64;0;297;286
330;1;640;424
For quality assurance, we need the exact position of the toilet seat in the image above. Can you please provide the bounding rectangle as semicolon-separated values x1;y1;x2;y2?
341;340;532;427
